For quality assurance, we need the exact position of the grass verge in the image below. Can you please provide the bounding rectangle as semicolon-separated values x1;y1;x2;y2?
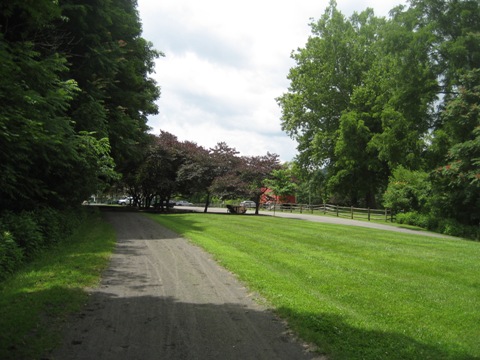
146;212;480;360
0;210;116;360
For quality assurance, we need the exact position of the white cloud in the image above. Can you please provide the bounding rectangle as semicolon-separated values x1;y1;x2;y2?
138;0;407;162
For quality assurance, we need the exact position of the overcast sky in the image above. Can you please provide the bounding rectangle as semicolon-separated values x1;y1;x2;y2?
137;0;407;162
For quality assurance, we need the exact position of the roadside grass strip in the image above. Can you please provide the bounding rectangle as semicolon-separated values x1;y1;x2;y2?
147;213;480;360
0;212;116;360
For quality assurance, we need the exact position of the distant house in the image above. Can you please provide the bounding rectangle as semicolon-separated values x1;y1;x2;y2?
260;188;296;205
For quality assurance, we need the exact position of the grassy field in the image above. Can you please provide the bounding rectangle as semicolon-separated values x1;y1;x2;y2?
147;212;480;360
0;211;116;360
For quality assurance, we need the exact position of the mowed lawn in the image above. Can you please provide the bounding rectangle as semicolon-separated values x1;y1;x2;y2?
147;213;480;360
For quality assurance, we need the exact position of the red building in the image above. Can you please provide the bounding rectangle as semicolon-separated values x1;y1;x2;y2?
260;188;296;205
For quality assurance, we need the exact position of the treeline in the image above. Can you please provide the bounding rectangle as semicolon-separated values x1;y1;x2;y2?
0;0;159;277
0;0;160;211
278;0;479;239
118;131;282;214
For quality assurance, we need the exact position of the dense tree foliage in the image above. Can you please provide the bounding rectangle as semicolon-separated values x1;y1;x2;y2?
278;0;479;237
119;131;282;214
0;0;160;212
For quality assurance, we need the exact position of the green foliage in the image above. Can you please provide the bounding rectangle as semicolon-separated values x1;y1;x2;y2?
0;207;90;280
395;211;432;229
438;219;480;240
0;210;115;360
383;166;431;212
280;0;479;226
277;1;360;170
0;212;44;259
278;1;438;207
0;0;160;212
264;165;298;200
430;69;480;226
58;0;161;169
0;232;24;280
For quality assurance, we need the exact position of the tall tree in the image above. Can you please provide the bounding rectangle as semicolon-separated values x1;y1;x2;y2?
277;1;358;171
278;1;442;207
58;0;161;171
431;69;480;226
0;0;118;210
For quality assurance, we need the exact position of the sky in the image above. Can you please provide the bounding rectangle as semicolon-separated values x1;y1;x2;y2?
137;0;407;162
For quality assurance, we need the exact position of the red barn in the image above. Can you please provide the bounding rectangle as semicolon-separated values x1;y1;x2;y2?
260;188;296;205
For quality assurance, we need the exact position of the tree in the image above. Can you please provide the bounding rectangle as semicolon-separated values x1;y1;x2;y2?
239;153;282;214
264;165;298;207
277;1;359;172
383;166;431;213
430;69;480;226
176;142;216;213
136;132;185;210
0;0;160;212
0;0;120;210
207;143;244;205
58;0;161;173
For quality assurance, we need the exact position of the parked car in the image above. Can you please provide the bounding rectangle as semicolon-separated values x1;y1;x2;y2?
117;197;133;205
240;200;256;208
176;200;193;206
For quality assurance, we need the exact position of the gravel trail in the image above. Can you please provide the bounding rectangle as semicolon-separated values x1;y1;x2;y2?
49;210;318;360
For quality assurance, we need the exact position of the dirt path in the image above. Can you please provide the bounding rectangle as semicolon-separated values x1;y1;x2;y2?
49;211;318;360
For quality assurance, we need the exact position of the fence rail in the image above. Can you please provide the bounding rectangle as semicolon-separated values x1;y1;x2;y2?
269;203;395;222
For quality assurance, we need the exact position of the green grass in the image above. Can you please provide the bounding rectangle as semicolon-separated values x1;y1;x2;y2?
146;212;480;360
0;211;116;360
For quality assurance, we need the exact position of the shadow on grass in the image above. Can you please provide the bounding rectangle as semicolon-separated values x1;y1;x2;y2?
277;307;478;360
0;285;89;360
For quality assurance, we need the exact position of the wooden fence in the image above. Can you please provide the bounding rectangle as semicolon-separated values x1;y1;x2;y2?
269;203;395;222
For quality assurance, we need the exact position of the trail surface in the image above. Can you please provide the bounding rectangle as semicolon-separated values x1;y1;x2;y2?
184;206;453;239
50;211;317;360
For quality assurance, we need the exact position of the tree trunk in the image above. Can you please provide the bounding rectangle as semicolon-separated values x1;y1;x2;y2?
204;192;210;213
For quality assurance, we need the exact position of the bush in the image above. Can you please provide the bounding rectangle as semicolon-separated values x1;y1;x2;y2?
0;211;44;258
396;211;430;228
383;167;431;213
0;206;94;282
436;218;480;240
396;212;479;240
33;207;63;247
0;231;24;280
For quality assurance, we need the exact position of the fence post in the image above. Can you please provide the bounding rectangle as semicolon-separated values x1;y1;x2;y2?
323;203;326;215
336;205;339;217
300;205;303;214
385;208;388;221
368;208;370;221
351;206;354;219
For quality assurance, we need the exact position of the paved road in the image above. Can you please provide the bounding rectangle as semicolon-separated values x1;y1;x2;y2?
180;206;453;239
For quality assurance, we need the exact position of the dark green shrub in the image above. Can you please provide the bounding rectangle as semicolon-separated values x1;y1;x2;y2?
437;218;480;240
0;231;24;280
396;211;429;228
0;212;44;258
0;207;97;281
33;207;63;246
